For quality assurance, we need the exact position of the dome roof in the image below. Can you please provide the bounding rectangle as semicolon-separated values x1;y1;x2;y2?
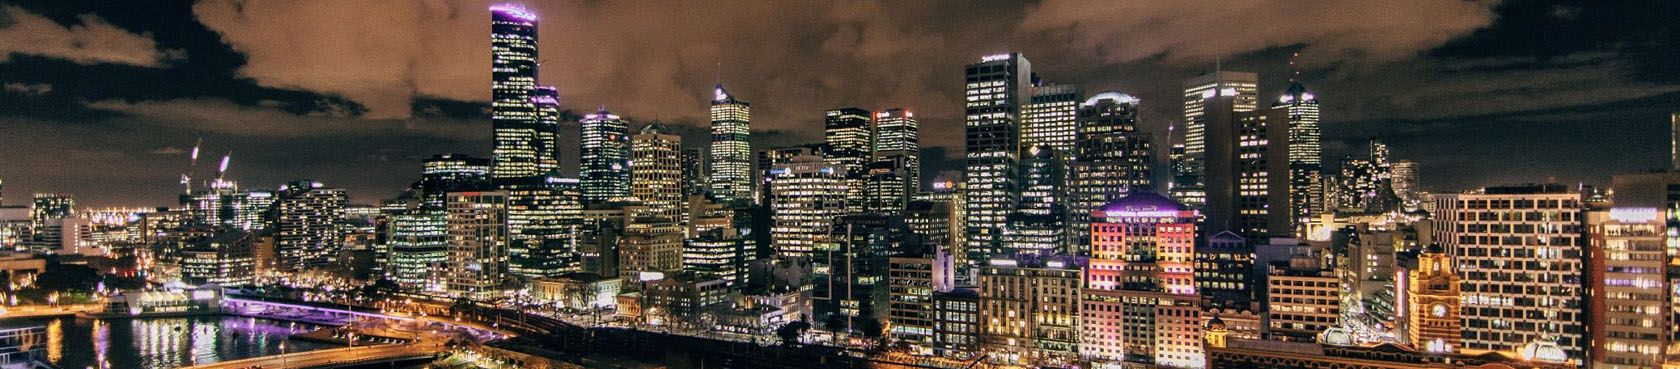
1320;326;1355;346
1098;192;1187;214
1205;315;1227;330
1082;91;1139;107
1518;338;1569;363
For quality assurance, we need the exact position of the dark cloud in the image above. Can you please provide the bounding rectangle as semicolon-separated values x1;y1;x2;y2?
3;82;50;95
0;5;181;67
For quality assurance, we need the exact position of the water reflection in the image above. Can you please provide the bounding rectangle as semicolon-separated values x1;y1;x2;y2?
7;316;334;369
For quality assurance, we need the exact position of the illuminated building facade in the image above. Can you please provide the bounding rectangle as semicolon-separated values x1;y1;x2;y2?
681;148;706;198
1407;246;1461;354
446;191;509;300
420;154;490;209
1391;160;1420;207
825;107;873;214
180;230;255;286
29;193;73;226
708;84;753;203
769;154;846;259
275;180;345;271
1003;147;1066;255
489;5;541;179
502;175;582;278
755;144;823;206
888;248;953;354
1444;184;1583;364
1177;71;1258;207
619;207;682;274
1068;92;1152;255
864;157;913;213
978;255;1083;364
387;211;446;290
964;52;1032;262
1081;193;1204;368
631;122;685;226
1586;206;1668;369
532;85;561;174
1274;80;1324;230
1021;84;1081;154
873;108;920;196
580;108;631;204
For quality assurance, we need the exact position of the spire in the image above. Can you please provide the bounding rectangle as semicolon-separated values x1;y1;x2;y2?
1289;51;1301;83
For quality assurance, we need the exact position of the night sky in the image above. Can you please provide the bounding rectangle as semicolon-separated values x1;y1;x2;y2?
2;0;1676;207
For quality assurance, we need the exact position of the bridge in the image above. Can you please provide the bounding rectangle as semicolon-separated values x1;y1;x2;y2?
179;341;444;369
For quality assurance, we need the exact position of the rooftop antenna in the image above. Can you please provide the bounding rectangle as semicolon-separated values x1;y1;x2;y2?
1289;51;1302;83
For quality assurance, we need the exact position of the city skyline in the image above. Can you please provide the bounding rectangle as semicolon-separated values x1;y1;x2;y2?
1;1;1676;207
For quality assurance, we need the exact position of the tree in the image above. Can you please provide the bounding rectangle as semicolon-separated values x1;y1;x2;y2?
776;321;811;346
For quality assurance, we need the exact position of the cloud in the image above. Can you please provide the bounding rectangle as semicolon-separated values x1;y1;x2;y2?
1319;52;1680;122
3;82;50;95
85;97;481;139
0;5;182;67
1018;0;1497;66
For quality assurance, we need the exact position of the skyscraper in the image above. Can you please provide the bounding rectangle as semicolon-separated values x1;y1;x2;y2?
963;52;1031;262
1391;160;1420;207
502;175;582;278
873;108;920;194
1444;184;1583;364
1021;84;1081;154
769;154;846;259
1274;80;1323;230
275;180;346;271
708;84;753;203
532;85;561;174
489;5;541;179
1003;146;1066;255
580;107;631;203
446;190;509;300
1586;206;1668;369
825;107;873;214
631;122;685;226
681;148;706;198
1177;70;1258;207
387;210;446;291
1068;92;1152;255
29;193;73;226
420;154;491;209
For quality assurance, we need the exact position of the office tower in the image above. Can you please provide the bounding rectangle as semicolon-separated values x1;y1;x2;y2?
1391;160;1420;207
815;215;909;336
619;205;683;275
1265;252;1341;342
489;5;541;179
1607;172;1680;364
963;52;1032;262
387;211;446;290
1587;207;1668;369
503;175;582;278
1021;84;1081;154
1274;80;1323;230
181;180;274;231
873;109;920;194
888;248;953;354
421;154;491;209
1336;139;1396;212
1201;85;1291;240
978;255;1083;364
684;202;752;287
180;230;256;286
631;122;685;225
756;144;824;206
769;154;846;259
825;107;873;214
1179;70;1258;207
274;180;346;271
1003;147;1067;255
1080;193;1204;367
1447;184;1583;364
864;157;913;213
446;191;509;300
1197;231;1253;310
532;85;561;173
681;148;706;197
708;84;752;203
906;198;959;254
29;193;73;226
578;204;626;277
1068;92;1152;255
580;108;631;203
915;185;968;268
1407;245;1461;354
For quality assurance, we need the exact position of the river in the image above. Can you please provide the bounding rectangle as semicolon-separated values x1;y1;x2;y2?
9;315;338;369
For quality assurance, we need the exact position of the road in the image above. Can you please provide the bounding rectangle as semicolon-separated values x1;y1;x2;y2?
179;341;443;369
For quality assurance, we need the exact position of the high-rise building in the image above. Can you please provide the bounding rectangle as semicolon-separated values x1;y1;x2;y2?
275;180;346;271
631;122;685;225
684;197;752;287
1081;193;1204;367
387;210;446;291
445;191;508;300
814;215;908;336
502;175;582;278
755;144;824;206
932;288;981;358
421;154;491;209
1444;184;1583;364
1068;92;1152;255
872;108;920;194
532;85;561;174
1178;70;1258;207
1202;87;1291;240
978;255;1083;364
1274;80;1323;231
1391;160;1420;207
1607;172;1680;364
825;107;873;214
681;148;706;198
29;193;73;226
915;185;968;268
769;154;846;260
907;198;960;260
708;84;753;203
580;107;632;203
489;5;541;179
1003;146;1066;255
1198;231;1254;311
1586;206;1668;369
1021;84;1081;154
963;52;1032;262
180;230;256;286
181;180;273;231
863;157;913;214
887;247;953;354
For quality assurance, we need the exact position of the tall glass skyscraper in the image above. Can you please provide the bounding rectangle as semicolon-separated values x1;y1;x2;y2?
825;107;872;214
963;52;1031;262
1021;84;1082;154
490;5;541;179
532;85;561;174
708;84;752;203
631;122;685;227
872;109;921;204
580;107;631;203
1176;71;1257;207
1068;92;1152;255
1274;80;1322;228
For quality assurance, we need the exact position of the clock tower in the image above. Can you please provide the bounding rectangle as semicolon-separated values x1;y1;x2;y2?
1407;245;1461;354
